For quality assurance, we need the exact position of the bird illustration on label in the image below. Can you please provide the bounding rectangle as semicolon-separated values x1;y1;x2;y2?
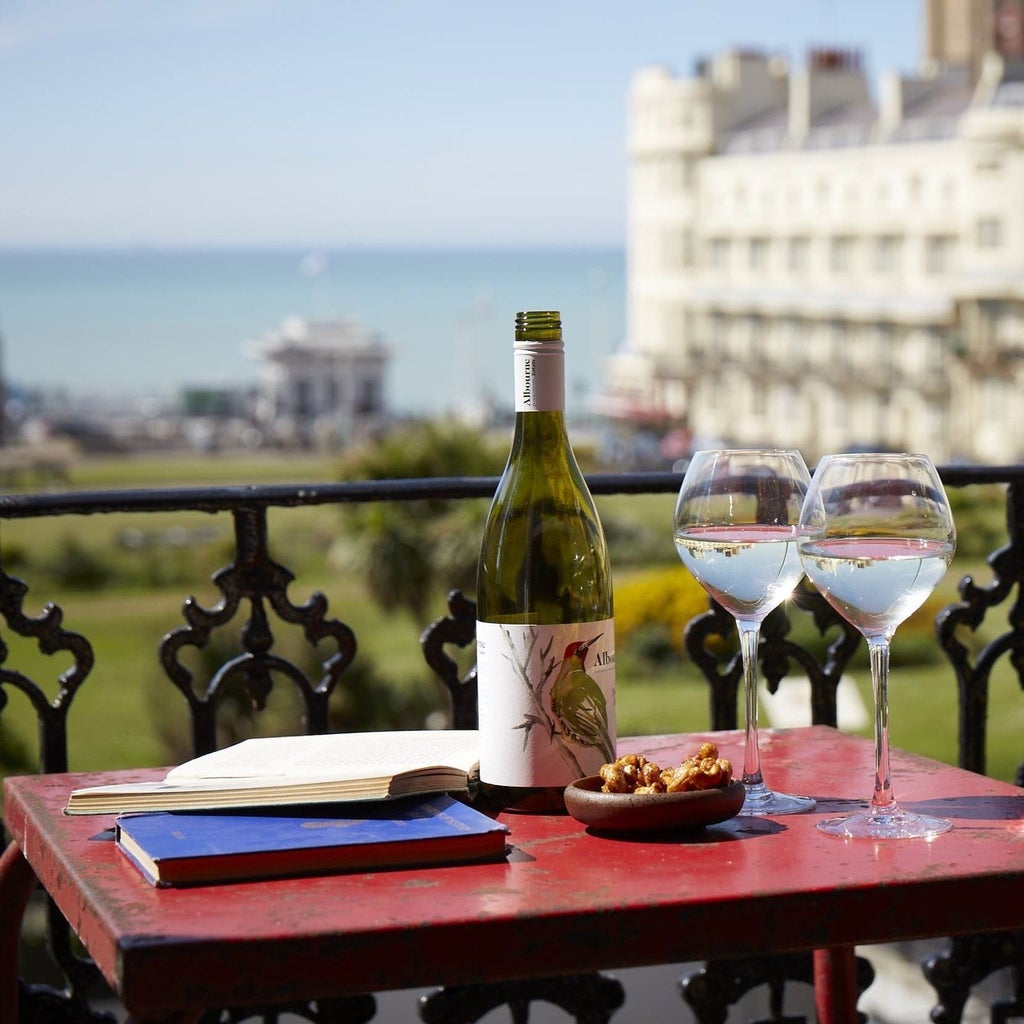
492;623;615;780
549;635;615;762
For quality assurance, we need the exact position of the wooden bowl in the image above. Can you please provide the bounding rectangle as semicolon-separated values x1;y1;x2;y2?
564;776;745;834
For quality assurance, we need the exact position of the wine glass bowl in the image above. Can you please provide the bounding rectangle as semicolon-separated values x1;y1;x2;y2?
673;449;816;816
798;452;956;839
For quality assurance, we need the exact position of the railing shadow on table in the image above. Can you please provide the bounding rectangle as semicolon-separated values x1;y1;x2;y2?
0;465;1021;1024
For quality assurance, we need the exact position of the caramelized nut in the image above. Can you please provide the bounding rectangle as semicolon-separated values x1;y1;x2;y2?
598;744;733;794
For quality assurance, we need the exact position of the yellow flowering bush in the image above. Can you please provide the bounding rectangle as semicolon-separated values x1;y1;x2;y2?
615;566;713;651
615;565;954;668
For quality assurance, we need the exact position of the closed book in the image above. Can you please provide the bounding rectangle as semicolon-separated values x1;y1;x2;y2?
67;730;480;815
115;794;509;887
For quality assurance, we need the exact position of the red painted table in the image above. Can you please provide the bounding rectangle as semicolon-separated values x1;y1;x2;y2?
3;726;1023;1024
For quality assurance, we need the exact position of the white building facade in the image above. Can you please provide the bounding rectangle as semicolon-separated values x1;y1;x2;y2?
608;0;1024;463
253;317;389;447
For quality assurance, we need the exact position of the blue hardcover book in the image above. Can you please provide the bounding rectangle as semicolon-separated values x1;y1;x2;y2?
115;794;509;887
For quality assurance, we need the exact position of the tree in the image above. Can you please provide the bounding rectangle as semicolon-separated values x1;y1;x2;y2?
331;420;506;621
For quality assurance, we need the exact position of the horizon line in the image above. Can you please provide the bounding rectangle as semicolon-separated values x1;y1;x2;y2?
0;241;627;256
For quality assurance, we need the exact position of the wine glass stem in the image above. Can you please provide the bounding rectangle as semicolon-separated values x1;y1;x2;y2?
738;619;764;787
868;635;896;814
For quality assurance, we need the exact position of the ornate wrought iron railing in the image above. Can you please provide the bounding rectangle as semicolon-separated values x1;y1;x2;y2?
0;464;1021;1024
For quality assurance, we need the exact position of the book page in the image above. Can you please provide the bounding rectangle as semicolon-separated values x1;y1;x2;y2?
165;730;480;783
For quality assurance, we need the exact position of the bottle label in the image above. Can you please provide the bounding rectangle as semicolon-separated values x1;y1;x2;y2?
514;346;564;412
476;619;616;788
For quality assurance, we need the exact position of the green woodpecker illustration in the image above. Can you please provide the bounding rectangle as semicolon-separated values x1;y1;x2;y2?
549;634;614;761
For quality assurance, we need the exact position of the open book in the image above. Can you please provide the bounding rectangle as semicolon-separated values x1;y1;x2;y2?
66;730;480;815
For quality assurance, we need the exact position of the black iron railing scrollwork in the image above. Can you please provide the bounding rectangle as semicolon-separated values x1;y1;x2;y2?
936;477;1024;785
0;565;105;1023
679;579;876;1024
923;475;1024;1024
420;589;479;731
0;466;1021;1024
159;504;357;754
684;579;863;733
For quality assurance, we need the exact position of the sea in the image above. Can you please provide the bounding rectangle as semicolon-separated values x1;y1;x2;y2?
0;248;626;420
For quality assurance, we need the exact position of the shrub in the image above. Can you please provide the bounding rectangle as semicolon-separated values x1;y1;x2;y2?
0;717;32;776
333;421;504;620
45;536;113;590
947;485;1007;560
615;567;712;652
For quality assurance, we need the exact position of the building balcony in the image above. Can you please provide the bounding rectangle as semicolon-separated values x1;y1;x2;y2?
1;464;1022;1023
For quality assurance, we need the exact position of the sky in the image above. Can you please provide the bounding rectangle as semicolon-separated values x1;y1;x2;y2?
0;1;923;250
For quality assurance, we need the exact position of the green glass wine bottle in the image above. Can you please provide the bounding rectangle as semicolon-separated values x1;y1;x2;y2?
476;311;616;813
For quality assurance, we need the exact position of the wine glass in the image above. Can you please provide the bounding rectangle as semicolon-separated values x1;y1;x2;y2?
673;449;816;816
798;452;956;839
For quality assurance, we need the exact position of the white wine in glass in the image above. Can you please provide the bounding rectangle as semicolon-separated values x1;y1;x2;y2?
673;449;816;816
798;452;956;839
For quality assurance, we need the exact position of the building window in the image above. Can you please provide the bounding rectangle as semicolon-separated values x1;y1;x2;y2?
749;237;769;270
830;236;854;273
783;317;804;360
925;328;947;372
875;235;902;275
709;313;727;348
876;324;894;371
977;217;1004;248
748;315;764;357
732;319;751;360
680;157;695;189
357;378;381;415
925;235;954;275
708;238;730;269
787;237;809;272
680;230;694;267
294;378;313;418
980;300;1007;343
829;319;847;364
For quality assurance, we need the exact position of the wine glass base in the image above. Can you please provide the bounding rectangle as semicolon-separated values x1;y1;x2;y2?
817;809;953;840
737;781;816;816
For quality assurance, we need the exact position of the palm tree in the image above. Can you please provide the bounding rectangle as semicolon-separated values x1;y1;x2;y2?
331;421;505;621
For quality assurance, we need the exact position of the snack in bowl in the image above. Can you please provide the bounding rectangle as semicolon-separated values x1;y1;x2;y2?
598;743;734;795
564;743;745;833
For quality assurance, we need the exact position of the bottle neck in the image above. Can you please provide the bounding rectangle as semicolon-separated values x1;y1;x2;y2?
510;407;569;459
511;343;569;459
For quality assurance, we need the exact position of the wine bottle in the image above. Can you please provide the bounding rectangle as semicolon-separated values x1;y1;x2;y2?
476;310;616;813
